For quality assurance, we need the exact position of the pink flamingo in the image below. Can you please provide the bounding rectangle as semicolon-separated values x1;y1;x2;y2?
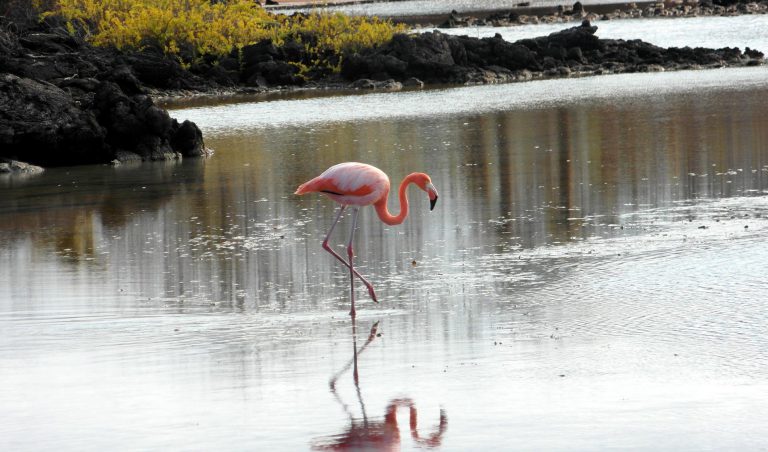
295;162;438;317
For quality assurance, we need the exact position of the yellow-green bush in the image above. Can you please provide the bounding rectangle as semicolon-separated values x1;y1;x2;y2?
45;0;405;74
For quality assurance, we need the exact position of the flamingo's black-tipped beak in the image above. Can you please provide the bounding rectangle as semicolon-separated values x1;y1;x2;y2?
426;183;438;211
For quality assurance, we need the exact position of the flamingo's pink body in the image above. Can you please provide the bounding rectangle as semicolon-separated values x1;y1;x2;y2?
296;162;438;316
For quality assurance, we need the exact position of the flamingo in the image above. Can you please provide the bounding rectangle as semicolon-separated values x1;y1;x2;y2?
295;162;438;317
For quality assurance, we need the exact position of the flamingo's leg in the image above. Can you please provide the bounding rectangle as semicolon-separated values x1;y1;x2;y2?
347;207;360;317
322;206;378;303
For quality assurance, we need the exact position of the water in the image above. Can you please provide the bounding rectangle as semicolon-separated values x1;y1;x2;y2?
3;19;768;451
438;14;768;53
278;0;657;17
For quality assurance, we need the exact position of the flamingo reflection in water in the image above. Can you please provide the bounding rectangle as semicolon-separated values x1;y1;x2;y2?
312;319;448;450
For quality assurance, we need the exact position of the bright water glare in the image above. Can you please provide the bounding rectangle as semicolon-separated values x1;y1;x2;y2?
279;0;658;17
2;17;768;452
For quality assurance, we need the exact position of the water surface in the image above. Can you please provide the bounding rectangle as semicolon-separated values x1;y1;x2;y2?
278;0;659;17
2;30;768;452
438;14;768;53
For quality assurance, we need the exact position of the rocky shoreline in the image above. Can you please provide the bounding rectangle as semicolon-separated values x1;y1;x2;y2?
342;20;763;87
1;7;765;169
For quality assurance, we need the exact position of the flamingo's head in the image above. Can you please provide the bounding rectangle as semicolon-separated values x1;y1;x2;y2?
410;173;439;211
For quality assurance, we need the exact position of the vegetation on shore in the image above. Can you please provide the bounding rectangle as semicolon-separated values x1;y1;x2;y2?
41;0;405;75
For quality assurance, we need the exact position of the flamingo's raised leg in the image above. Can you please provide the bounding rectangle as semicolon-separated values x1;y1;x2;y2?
321;205;379;304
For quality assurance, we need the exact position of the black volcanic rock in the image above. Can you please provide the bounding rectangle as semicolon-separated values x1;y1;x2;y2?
240;39;304;86
170;119;207;158
0;73;108;166
342;22;763;85
0;20;209;167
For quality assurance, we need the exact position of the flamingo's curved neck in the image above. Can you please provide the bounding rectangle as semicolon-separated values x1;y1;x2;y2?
373;174;420;225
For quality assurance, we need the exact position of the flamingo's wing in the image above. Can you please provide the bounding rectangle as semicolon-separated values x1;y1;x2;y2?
296;163;387;196
295;176;375;197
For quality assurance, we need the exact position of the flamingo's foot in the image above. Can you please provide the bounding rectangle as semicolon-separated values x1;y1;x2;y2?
368;286;379;303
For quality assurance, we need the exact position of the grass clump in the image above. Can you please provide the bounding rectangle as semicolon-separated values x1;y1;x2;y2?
44;0;405;74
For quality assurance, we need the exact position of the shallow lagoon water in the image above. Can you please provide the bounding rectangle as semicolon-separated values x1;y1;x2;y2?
3;21;768;451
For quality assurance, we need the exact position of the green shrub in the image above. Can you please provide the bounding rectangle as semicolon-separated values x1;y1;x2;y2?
46;0;405;74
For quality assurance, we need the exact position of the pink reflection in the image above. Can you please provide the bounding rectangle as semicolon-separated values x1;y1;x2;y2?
312;320;448;450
